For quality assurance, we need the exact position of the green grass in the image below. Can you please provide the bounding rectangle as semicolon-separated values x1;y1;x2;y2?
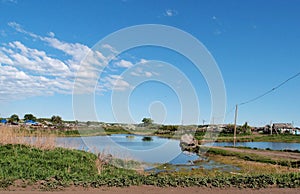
195;133;300;143
225;146;300;153
207;147;300;168
0;144;299;190
17;125;300;143
250;134;300;143
0;144;98;181
20;126;131;137
0;144;139;189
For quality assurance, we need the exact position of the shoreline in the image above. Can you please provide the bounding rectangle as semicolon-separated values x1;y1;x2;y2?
2;125;300;143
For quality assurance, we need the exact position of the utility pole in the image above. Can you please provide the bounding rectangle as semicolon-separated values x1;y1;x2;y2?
233;104;238;147
270;120;272;135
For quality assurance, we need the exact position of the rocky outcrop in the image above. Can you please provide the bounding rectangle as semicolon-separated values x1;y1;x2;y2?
180;134;199;152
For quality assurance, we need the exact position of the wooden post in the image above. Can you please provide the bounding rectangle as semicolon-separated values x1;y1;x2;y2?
270;120;272;135
233;104;238;147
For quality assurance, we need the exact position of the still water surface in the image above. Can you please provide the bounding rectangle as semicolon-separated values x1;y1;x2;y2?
55;134;300;170
205;142;300;150
56;134;183;164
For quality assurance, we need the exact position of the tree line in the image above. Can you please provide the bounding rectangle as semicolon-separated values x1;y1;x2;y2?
1;114;63;124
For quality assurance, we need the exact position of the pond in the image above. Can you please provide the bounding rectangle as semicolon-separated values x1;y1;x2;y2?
205;141;300;151
55;134;239;172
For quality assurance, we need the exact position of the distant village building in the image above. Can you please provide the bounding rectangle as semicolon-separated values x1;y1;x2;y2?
0;119;7;125
272;123;294;134
293;128;300;135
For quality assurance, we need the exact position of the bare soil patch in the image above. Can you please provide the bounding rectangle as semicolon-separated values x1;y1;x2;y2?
1;186;300;194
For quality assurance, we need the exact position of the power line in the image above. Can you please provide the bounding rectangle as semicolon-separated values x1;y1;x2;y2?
239;71;300;106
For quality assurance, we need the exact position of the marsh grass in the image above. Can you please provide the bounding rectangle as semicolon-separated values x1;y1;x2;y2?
0;126;299;190
207;147;300;168
209;154;299;176
0;126;56;150
211;134;300;143
0;144;299;190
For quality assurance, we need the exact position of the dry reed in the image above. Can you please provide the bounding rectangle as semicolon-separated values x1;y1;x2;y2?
0;125;56;150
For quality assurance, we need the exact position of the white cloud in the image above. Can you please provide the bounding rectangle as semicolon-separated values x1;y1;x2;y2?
1;21;145;101
0;51;13;64
8;21;108;71
1;41;70;76
130;67;157;78
139;59;148;64
8;22;38;38
115;59;133;68
102;44;118;54
165;9;178;17
47;31;55;37
0;64;73;101
104;75;131;91
42;37;90;61
145;71;153;78
130;71;140;77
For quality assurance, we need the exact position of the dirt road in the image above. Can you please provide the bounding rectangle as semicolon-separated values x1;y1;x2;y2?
1;186;300;194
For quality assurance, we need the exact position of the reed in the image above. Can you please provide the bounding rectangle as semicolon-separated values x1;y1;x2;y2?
0;126;56;150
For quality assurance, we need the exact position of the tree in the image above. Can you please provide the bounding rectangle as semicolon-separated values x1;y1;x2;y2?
9;114;19;123
223;124;235;133
51;115;62;124
87;121;91;126
142;118;153;126
24;113;36;121
241;122;251;135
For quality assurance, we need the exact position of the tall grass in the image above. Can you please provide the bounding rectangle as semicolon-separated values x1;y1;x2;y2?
0;126;56;150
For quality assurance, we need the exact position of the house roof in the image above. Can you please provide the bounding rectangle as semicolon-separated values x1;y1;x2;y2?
25;120;38;124
273;123;293;129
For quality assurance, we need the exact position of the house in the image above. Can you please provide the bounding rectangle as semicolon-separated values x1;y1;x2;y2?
292;128;300;135
272;123;294;134
24;120;38;126
0;119;7;125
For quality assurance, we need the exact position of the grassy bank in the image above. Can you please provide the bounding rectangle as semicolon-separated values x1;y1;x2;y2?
207;147;300;168
0;144;299;190
212;134;300;143
0;125;131;138
3;126;300;143
0;144;139;190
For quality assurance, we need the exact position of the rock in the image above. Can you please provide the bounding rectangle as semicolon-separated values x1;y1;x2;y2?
180;134;198;148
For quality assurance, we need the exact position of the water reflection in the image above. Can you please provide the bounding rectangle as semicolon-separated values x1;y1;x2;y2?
55;134;239;172
206;142;300;150
56;134;190;164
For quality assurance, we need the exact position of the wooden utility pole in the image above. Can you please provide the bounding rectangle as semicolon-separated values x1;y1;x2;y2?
270;120;272;135
233;104;238;147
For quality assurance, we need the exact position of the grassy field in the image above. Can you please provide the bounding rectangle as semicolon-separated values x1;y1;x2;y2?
207;147;300;168
212;134;300;143
3;125;300;143
0;126;299;190
0;144;299;190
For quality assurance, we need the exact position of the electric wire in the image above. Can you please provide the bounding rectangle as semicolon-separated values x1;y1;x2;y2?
238;71;300;106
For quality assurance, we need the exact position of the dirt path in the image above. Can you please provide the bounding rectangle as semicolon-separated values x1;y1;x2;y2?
211;146;300;160
1;186;300;194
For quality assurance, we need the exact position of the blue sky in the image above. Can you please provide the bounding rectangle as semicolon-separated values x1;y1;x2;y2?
0;0;300;126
